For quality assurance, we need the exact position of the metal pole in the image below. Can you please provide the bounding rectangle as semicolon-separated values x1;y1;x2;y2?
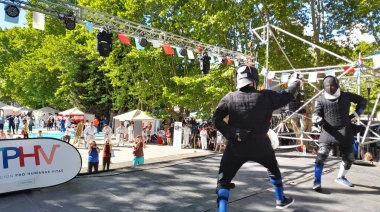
271;25;354;64
265;22;270;89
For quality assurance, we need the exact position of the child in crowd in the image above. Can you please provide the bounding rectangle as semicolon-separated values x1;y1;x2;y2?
37;130;43;138
133;135;145;166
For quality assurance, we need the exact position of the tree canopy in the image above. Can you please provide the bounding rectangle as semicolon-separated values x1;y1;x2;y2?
1;0;379;120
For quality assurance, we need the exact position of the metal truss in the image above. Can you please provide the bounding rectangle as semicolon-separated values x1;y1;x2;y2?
0;0;254;61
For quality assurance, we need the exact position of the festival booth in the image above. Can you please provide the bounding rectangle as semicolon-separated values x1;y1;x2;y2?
58;107;95;124
34;106;60;122
16;106;34;116
113;109;160;139
0;105;19;117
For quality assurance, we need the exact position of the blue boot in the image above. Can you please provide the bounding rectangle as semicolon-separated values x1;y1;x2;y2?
217;189;230;212
313;165;323;191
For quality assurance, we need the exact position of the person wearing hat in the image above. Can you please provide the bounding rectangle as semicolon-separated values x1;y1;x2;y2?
132;135;145;166
312;75;367;191
212;64;302;210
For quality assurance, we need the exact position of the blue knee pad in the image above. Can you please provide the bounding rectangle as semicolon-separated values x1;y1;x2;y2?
217;189;230;212
269;175;284;201
314;165;323;182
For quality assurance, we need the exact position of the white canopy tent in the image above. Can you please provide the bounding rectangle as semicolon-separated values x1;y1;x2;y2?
113;109;160;138
58;107;95;123
0;102;7;107
34;107;60;121
0;105;19;117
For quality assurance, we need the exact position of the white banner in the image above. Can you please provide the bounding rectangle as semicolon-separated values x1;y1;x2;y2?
0;138;82;194
173;122;183;148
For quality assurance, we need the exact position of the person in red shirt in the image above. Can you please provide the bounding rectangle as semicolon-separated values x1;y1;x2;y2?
93;118;99;133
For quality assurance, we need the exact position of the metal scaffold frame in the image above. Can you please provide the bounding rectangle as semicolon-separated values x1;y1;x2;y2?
249;23;379;155
0;0;254;61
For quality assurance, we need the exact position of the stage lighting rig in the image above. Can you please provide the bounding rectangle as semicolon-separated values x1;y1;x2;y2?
58;13;76;30
5;4;20;18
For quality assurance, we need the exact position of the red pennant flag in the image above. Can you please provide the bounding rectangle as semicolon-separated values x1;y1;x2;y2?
343;65;354;74
163;44;174;55
118;33;131;45
227;58;233;65
269;79;273;83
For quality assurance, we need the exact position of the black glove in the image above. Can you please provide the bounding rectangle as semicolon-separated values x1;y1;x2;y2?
235;128;251;142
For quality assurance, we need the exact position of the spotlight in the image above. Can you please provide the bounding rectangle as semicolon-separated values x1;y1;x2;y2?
58;14;76;30
180;48;187;57
97;30;113;57
5;5;20;18
139;37;148;47
201;52;211;75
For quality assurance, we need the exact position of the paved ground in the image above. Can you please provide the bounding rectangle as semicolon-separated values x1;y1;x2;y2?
1;129;379;211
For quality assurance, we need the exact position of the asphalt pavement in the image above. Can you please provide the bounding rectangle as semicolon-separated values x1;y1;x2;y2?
1;139;379;212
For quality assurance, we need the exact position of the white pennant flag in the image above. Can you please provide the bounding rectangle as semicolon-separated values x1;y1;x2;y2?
373;55;380;69
32;12;45;30
308;72;318;83
187;50;195;59
281;73;290;83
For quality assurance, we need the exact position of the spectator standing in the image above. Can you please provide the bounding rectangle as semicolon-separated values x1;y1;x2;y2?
7;115;15;134
115;123;126;146
215;131;225;153
28;117;35;133
133;135;145;166
63;126;74;143
93;117;100;133
14;115;20;134
165;128;172;146
0;116;4;131
183;124;191;148
142;127;148;143
200;127;208;150
102;139;112;171
21;124;29;138
84;122;97;148
127;122;134;142
88;140;100;173
102;124;113;142
60;119;66;132
74;121;85;146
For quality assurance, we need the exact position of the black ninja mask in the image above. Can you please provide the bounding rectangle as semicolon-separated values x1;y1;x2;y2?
323;76;339;95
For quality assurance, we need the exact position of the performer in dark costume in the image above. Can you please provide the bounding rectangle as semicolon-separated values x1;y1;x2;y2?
213;64;302;210
312;76;367;190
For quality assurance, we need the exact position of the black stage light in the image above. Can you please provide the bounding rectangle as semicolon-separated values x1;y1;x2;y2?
97;30;113;57
139;37;148;47
180;48;187;57
59;14;76;30
202;52;211;75
5;5;20;18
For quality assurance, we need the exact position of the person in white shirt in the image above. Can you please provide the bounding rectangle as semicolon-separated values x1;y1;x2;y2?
200;127;208;150
102;124;113;142
183;124;191;148
63;126;74;143
14;115;20;134
142;127;148;143
127;122;134;142
115;123;126;146
37;130;43;138
6;130;14;139
215;131;225;153
84;122;97;148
